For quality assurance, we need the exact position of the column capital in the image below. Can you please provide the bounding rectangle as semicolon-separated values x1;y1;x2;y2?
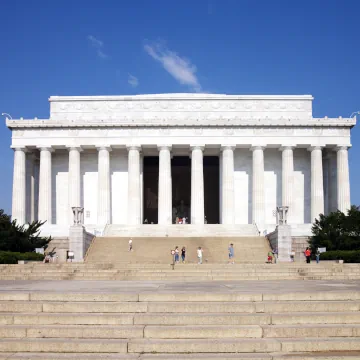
336;145;351;151
157;145;172;151
190;145;205;151
67;146;83;152
279;145;296;151
11;146;28;152
221;145;236;151
308;145;323;152
126;145;141;151
37;146;54;152
96;146;112;152
250;145;265;151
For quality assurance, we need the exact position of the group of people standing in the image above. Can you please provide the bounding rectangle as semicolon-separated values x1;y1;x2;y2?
173;244;235;265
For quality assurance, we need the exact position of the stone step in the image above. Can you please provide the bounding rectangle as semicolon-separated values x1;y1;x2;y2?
1;352;360;360
0;313;134;325
1;300;359;314
0;325;144;339
0;338;128;353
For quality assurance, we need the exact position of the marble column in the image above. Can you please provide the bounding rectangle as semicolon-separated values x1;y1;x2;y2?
221;146;235;224
336;146;351;213
158;145;172;225
191;146;205;225
26;153;36;223
68;147;82;224
97;146;111;225
309;146;324;221
38;147;53;223
127;145;141;225
12;147;27;225
281;146;294;223
251;146;265;231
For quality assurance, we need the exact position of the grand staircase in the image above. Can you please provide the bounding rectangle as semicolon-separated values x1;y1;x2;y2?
1;289;360;359
85;236;270;264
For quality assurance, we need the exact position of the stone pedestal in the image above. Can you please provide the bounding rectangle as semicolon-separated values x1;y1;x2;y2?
277;224;292;262
69;225;86;262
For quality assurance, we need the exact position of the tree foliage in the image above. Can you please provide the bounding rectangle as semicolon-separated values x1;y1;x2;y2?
0;209;51;252
309;205;360;251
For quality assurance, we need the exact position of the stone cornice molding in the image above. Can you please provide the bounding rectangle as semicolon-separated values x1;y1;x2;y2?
49;94;314;101
6;117;356;129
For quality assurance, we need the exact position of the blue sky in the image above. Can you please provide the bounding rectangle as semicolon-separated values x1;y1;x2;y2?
0;0;359;214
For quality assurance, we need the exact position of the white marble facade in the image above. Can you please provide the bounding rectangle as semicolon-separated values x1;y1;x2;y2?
7;94;355;236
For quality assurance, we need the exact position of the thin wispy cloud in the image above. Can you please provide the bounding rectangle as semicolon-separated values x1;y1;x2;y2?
128;74;139;88
144;42;202;92
87;35;109;59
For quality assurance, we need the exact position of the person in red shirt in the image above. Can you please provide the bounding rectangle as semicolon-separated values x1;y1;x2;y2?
305;247;311;263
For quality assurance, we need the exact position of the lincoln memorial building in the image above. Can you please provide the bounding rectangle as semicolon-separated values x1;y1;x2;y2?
7;94;355;240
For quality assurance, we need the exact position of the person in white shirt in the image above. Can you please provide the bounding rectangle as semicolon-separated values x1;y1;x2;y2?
197;247;203;264
128;239;133;252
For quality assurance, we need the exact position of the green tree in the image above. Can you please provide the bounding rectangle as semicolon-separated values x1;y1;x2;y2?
0;209;51;252
310;205;360;251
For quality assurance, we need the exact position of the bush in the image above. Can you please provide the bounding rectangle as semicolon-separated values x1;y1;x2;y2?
320;250;360;263
0;251;44;264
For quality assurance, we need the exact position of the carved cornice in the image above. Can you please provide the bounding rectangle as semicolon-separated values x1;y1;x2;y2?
6;117;356;129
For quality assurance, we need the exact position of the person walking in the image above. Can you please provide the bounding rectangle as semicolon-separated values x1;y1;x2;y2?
228;243;235;264
316;248;320;264
174;246;180;263
128;238;133;252
197;247;203;264
305;247;311;263
181;246;186;263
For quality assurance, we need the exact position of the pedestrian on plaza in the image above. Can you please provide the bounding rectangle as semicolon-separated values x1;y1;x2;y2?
181;246;186;263
128;238;133;252
305;247;311;263
316;248;320;264
267;250;273;264
174;246;180;263
197;247;203;264
228;243;235;264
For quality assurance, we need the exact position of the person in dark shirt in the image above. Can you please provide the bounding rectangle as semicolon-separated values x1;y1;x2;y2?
181;247;186;263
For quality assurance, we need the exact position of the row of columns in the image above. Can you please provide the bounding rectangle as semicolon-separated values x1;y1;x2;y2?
12;145;351;226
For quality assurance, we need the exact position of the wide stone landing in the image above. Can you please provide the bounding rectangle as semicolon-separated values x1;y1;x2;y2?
0;280;360;359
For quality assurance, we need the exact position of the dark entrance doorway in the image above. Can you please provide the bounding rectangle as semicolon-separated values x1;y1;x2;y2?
172;157;191;223
143;155;220;224
143;157;159;224
204;156;220;224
